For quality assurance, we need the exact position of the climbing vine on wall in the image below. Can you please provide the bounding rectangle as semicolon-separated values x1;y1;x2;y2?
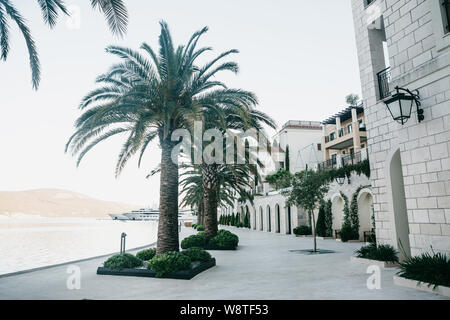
350;185;371;239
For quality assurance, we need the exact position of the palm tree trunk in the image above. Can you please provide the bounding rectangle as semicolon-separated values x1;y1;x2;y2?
202;164;218;240
156;138;179;254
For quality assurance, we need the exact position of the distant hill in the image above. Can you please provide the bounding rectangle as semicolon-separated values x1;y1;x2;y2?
0;189;141;218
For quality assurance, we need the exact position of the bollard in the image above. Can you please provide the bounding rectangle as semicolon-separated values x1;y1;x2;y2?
120;232;127;254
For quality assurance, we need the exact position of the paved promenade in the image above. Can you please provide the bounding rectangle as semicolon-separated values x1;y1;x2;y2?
0;227;447;300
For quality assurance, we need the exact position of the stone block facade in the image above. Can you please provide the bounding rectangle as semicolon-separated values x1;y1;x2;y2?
351;0;450;256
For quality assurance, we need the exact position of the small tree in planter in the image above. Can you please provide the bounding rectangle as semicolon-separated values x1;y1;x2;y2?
284;170;329;252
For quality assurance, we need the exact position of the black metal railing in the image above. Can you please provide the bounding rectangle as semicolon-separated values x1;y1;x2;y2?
443;0;450;33
377;67;391;100
317;157;338;171
341;151;362;166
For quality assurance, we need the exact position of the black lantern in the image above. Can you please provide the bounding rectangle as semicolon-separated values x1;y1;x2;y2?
384;86;424;125
335;175;345;185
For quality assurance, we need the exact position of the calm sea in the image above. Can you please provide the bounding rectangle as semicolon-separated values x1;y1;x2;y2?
0;217;162;275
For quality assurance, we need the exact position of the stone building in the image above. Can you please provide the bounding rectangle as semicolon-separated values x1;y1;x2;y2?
351;0;450;257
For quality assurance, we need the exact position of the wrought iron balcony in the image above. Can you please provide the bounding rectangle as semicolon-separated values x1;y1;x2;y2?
377;67;391;100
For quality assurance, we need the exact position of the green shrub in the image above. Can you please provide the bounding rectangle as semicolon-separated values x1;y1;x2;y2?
192;224;198;229
181;247;212;262
208;229;239;248
293;225;312;236
355;244;398;263
397;251;450;288
147;251;192;277
181;233;206;249
104;253;143;270
196;225;205;231
198;231;205;236
340;223;359;242
315;203;326;237
136;248;157;261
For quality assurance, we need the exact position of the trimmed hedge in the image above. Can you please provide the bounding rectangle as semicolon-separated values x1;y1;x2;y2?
293;225;312;236
208;230;239;249
103;253;143;270
181;234;206;249
147;251;191;277
136;248;157;261
181;247;212;262
181;229;239;250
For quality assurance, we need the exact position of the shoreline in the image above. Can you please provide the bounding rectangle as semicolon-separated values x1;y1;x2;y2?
0;242;157;279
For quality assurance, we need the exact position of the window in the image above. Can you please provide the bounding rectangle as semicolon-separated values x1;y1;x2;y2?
364;0;374;7
331;154;337;165
442;0;450;33
361;143;366;149
338;128;344;137
329;132;336;141
317;143;322;151
347;124;353;134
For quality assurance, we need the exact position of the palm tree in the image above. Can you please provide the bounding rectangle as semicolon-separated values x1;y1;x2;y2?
66;21;252;254
0;0;128;89
180;163;255;229
199;104;276;239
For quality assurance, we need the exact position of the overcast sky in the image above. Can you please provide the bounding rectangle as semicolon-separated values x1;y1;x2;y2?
0;0;361;206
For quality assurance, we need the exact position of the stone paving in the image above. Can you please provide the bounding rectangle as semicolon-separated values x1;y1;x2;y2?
0;227;447;300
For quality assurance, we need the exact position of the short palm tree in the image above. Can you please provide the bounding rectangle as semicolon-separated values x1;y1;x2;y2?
0;0;128;89
196;104;276;239
66;21;254;254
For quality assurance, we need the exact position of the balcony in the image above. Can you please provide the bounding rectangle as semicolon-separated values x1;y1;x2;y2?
377;67;391;100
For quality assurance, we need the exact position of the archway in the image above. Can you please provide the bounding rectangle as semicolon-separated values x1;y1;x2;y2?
266;205;272;232
252;207;256;230
387;149;411;259
357;189;373;241
331;194;344;237
286;206;292;234
259;206;264;231
275;204;281;233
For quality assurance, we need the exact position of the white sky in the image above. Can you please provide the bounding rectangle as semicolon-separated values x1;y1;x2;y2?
0;0;361;206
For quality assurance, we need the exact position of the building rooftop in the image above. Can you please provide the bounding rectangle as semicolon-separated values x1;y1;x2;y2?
280;120;322;130
322;105;364;125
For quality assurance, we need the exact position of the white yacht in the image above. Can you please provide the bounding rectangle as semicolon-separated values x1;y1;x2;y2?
109;208;195;221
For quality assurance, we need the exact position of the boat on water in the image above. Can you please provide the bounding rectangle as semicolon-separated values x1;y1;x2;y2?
109;208;195;221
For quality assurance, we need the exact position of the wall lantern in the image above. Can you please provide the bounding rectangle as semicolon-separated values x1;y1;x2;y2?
335;175;345;186
384;86;424;125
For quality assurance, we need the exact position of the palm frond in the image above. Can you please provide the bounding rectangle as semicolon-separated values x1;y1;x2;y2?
37;0;68;28
90;0;128;37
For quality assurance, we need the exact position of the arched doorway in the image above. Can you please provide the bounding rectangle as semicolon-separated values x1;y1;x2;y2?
286;206;292;234
331;194;344;237
259;206;264;231
275;204;281;233
357;190;373;241
252;208;256;230
266;205;271;232
388;149;411;259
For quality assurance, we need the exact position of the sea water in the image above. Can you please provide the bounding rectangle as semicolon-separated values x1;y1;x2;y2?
0;217;159;275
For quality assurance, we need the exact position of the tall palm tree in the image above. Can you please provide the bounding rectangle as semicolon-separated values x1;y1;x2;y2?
66;21;253;254
0;0;128;89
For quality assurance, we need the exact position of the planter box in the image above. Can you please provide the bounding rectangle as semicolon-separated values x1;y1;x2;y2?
393;275;450;298
350;256;399;268
97;258;216;280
